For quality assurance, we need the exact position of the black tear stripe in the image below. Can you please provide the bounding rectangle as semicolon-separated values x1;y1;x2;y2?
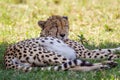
56;26;59;37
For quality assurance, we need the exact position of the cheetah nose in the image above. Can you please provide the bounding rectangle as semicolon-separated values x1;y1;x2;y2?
60;34;65;37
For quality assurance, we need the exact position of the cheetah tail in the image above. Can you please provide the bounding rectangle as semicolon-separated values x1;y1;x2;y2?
38;59;93;71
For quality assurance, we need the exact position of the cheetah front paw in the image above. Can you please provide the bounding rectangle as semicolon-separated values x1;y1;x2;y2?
102;61;118;68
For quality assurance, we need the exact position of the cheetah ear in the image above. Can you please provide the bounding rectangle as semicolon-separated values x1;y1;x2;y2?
63;16;68;20
38;21;46;29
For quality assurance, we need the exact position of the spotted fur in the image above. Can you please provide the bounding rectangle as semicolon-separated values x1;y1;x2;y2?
4;37;96;72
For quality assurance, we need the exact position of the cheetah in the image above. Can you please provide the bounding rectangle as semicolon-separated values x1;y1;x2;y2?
4;15;120;72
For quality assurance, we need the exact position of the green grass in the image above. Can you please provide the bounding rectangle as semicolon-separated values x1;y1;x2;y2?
0;0;120;80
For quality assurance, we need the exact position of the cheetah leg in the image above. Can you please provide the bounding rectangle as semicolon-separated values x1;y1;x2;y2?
69;65;107;71
4;54;33;72
91;47;120;54
69;61;117;71
64;39;120;60
79;49;120;60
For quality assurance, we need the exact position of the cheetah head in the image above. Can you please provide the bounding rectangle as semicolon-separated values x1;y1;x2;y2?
38;15;69;40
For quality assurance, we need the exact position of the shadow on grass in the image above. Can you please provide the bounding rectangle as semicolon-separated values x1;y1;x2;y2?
0;42;9;70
